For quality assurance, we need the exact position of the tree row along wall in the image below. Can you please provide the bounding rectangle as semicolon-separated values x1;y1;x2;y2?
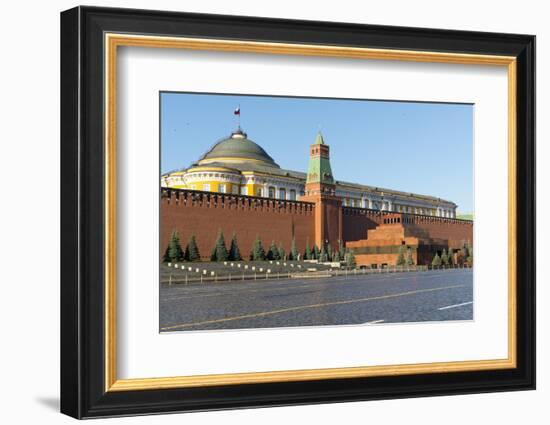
161;189;315;260
342;207;473;248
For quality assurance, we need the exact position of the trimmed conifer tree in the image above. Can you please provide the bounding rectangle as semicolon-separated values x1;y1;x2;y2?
448;248;454;266
167;230;184;262
338;240;345;257
186;234;201;262
304;240;312;260
406;247;414;265
251;235;266;261
268;240;279;260
346;250;356;268
319;244;328;262
441;248;448;265
396;245;406;266
214;230;229;262
313;245;320;260
460;245;469;265
162;246;171;263
228;232;242;261
327;244;333;261
210;245;217;261
290;237;298;261
432;252;442;267
278;244;285;261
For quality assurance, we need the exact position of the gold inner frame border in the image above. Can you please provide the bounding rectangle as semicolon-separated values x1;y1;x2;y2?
104;33;517;392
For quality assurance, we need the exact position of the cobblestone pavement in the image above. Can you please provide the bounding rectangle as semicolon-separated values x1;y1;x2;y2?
160;269;473;332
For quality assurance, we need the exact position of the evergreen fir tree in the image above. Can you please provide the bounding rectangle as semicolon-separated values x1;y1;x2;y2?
214;230;229;262
406;247;414;265
186;235;201;262
448;248;454;266
441;248;449;265
466;244;473;265
210;245;217;262
461;245;469;265
251;235;266;261
268;240;279;260
396;245;406;266
167;230;184;262
290;237;298;261
346;250;356;268
162;246;171;263
327;244;333;261
278;244;285;260
304;240;312;260
313;245;320;260
432;252;442;267
319;244;328;262
338;240;345;257
228;232;242;261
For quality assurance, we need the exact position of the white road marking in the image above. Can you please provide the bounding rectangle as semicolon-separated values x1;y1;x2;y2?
438;301;473;311
365;319;385;324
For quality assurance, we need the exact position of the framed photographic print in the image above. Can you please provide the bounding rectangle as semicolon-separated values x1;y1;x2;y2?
60;6;535;419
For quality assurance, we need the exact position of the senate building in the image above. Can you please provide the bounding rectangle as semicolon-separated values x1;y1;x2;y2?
160;128;472;267
161;128;458;218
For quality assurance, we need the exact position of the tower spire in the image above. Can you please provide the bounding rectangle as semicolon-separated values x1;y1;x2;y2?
306;132;334;187
300;133;342;250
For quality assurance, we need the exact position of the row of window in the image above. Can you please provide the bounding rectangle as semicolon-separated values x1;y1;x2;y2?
342;198;454;217
189;183;298;200
186;183;454;216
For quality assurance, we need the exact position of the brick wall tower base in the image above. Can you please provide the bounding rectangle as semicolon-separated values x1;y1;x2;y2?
300;189;342;249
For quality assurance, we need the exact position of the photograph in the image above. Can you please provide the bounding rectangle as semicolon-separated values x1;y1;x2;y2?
159;92;474;332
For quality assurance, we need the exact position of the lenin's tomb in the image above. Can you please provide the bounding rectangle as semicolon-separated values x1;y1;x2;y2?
161;129;473;267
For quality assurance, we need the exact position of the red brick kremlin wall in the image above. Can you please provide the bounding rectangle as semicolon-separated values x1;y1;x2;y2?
342;207;473;247
161;188;316;260
341;207;387;242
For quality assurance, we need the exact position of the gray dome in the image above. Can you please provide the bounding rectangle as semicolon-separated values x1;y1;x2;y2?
197;129;280;168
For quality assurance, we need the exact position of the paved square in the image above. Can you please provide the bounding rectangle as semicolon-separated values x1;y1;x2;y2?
160;269;473;332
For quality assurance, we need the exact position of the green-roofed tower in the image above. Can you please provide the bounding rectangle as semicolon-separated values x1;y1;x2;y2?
300;132;342;250
306;132;335;187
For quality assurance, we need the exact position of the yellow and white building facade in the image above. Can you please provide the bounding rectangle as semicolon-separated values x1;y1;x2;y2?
161;129;458;218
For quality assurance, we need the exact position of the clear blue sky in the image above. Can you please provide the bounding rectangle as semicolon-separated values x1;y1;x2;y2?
161;92;473;213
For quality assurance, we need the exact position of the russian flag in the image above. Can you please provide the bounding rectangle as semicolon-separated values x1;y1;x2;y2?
234;107;240;115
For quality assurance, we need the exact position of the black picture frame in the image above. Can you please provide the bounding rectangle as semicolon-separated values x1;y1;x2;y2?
60;5;535;419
